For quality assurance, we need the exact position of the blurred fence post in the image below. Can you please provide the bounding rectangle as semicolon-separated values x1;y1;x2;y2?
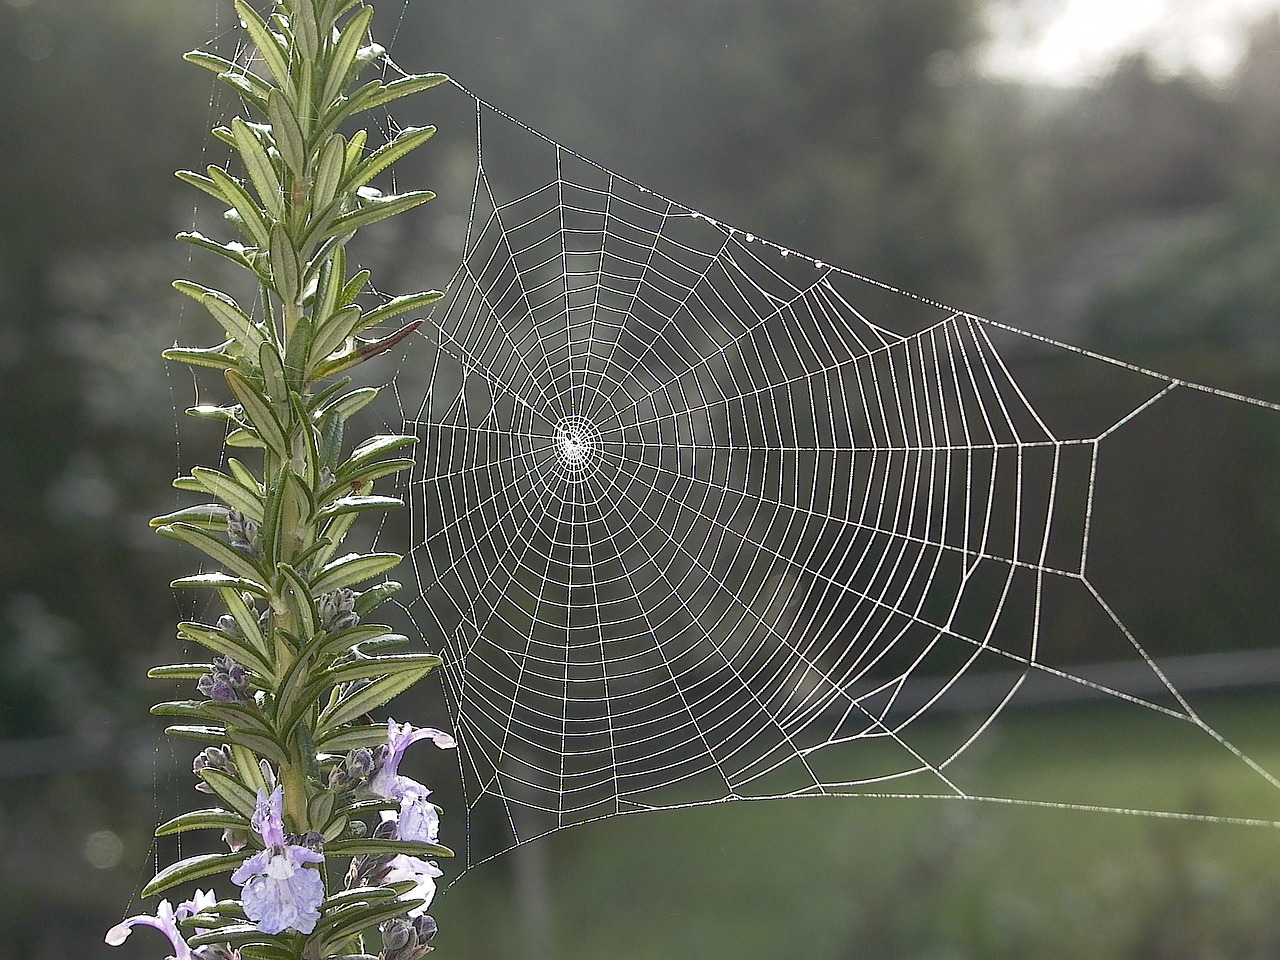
513;836;554;960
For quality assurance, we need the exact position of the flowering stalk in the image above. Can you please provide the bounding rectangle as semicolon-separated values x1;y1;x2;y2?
115;1;455;957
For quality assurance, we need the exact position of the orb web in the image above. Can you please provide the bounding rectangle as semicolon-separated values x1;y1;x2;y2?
379;81;1280;870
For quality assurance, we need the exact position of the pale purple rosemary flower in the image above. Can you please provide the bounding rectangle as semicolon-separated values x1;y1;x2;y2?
391;794;441;844
370;718;456;802
105;890;217;958
365;720;454;920
382;853;443;918
229;786;325;935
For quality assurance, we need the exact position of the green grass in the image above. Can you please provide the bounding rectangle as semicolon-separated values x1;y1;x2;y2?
438;694;1280;960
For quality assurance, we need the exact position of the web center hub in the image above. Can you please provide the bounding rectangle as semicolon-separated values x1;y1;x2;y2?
553;415;602;474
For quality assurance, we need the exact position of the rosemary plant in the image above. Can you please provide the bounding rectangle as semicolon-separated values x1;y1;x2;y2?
106;2;454;958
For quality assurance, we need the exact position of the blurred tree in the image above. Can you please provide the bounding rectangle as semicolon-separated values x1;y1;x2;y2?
1233;12;1280;179
1041;52;1235;236
396;0;997;305
1085;185;1280;359
0;0;213;736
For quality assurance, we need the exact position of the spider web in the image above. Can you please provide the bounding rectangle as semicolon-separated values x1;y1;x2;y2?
372;79;1280;870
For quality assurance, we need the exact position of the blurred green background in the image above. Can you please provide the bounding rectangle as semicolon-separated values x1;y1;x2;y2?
7;0;1280;957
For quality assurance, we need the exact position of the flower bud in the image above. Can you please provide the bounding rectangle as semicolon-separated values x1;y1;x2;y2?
381;919;412;953
347;747;375;780
222;827;250;852
193;744;237;792
378;912;437;960
330;746;377;791
226;510;259;555
299;831;326;853
193;943;240;960
318;592;339;626
330;610;361;632
345;851;394;888
412;915;438;943
319;588;360;633
197;655;251;704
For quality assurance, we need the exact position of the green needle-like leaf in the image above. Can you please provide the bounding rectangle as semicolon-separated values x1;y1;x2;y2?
315;723;391;753
325;653;442;687
323;885;405;909
356;289;444;330
232;0;293;97
224;728;289;765
343;73;449;117
225;427;268;449
325;838;453;859
189;927;289;954
267;88;307;180
198;769;261;820
315;898;431;957
311;134;347;213
225;369;290;457
177;231;256;271
317;660;436;731
274;649;322;738
325;189;435;238
230;743;270;795
314;494;403;520
175;621;274;678
206;166;271;247
184;50;273;103
352;580;403;618
190;465;265;523
217;586;270;661
175;168;225;203
158;523;267;583
349;125;437;190
319;5;375;108
339;266;371;305
275;562;320;639
142;852;248;900
269;222;301;305
259;341;289;408
147;663;215;681
345;433;417;467
171;572;270;597
163;724;229;744
173;280;263;351
311;552;402;594
308;305;363;366
150;504;229;533
163;343;240;370
155;808;250;837
291;0;321;61
310;622;397;658
232;117;284;220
